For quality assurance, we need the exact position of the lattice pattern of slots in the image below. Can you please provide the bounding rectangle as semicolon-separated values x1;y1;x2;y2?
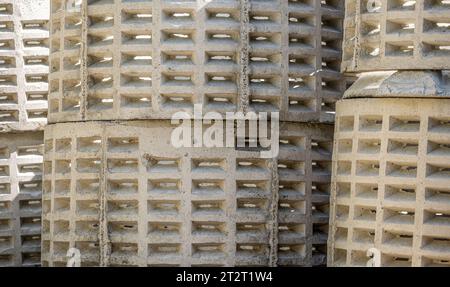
0;0;49;132
277;122;333;266
329;98;450;267
48;0;345;123
342;0;450;72
0;132;43;267
41;120;333;266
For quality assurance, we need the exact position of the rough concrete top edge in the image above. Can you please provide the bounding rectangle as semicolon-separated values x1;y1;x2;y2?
17;0;49;20
0;123;46;134
343;71;450;99
341;65;450;74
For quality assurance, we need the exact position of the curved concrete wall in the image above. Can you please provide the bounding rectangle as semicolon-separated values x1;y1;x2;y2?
328;98;450;267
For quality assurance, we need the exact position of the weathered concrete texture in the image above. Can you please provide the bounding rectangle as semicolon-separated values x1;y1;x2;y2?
328;98;450;267
0;0;49;132
342;0;450;72
47;0;345;124
0;132;43;267
41;120;333;267
344;70;450;99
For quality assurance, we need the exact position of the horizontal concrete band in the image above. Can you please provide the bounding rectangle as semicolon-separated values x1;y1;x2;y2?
42;120;333;267
329;98;450;267
344;71;450;99
48;0;345;124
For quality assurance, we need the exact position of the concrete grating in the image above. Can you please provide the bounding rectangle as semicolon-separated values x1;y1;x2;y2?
0;131;43;267
0;0;48;267
342;0;450;72
41;120;333;267
328;98;450;267
0;0;49;132
47;0;345;124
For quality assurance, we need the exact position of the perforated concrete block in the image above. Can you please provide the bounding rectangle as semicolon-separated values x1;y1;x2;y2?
342;0;450;72
0;0;49;132
41;120;333;267
328;98;450;267
48;0;345;124
0;132;43;267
